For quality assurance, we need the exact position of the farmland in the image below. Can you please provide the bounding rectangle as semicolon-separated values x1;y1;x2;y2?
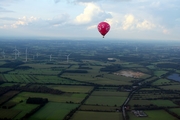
1;40;180;120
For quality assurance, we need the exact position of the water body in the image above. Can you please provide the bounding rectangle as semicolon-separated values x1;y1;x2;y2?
168;73;180;82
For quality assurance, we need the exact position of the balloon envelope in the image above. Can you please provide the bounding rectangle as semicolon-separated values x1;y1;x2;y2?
97;22;110;37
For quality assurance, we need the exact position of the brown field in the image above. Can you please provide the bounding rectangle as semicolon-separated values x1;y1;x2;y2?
114;70;145;78
0;91;20;105
0;109;21;119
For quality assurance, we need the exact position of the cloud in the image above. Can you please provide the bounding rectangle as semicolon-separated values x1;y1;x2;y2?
47;13;70;26
122;14;135;30
137;20;156;30
120;14;156;30
11;16;38;28
87;25;96;30
74;3;112;24
0;13;70;29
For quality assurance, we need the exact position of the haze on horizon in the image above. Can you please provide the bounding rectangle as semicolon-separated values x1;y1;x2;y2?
0;0;180;41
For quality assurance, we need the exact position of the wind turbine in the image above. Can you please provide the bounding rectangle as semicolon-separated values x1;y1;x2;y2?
13;46;18;60
50;54;52;61
1;50;5;59
17;50;20;57
65;53;71;63
36;53;39;58
25;48;28;62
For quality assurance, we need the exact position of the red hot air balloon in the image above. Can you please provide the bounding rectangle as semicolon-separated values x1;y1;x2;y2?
97;22;110;38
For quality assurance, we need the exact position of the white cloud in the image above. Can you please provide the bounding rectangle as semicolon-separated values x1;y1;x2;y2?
120;14;156;30
122;14;135;30
137;20;156;30
11;16;38;28
87;25;96;30
74;3;112;24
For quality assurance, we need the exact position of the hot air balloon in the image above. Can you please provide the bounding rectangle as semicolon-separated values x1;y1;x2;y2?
97;22;110;38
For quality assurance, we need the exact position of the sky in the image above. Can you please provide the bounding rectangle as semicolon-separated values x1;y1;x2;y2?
0;0;180;40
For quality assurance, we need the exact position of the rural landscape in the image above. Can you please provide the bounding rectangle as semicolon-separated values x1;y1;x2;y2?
0;39;180;120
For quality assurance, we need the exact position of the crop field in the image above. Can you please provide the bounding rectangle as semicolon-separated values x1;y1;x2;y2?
14;92;87;103
160;85;180;90
2;74;82;84
131;89;180;100
0;91;19;105
12;102;39;119
0;109;21;119
0;68;13;73
169;108;180;115
21;63;69;69
70;111;123;120
91;91;129;97
128;110;178;120
128;100;152;106
152;78;175;85
0;83;17;87
46;85;94;93
62;73;134;85
85;91;128;106
154;70;168;77
29;102;79;120
9;68;60;75
151;100;177;107
79;105;118;112
1;40;180;120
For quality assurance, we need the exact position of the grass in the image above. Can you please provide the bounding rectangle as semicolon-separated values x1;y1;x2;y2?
151;100;177;107
85;96;126;106
160;85;180;90
70;111;123;120
0;109;21;119
79;105;118;112
128;110;178;120
3;74;83;84
169;108;180;115
62;73;133;85
154;70;168;77
14;92;87;103
29;102;79;120
46;85;94;93
128;100;177;107
12;102;39;119
152;79;172;85
91;91;129;97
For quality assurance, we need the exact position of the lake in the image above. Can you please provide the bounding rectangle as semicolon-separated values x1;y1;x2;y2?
167;73;180;82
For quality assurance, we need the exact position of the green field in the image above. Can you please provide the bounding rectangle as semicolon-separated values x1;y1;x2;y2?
154;70;168;77
169;108;180;115
13;92;87;103
29;102;79;120
46;85;94;93
79;105;118;112
152;78;174;85
84;91;129;106
128;110;178;120
160;85;180;90
70;111;123;120
2;74;83;84
12;102;39;119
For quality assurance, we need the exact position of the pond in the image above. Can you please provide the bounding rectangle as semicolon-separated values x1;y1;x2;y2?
167;73;180;82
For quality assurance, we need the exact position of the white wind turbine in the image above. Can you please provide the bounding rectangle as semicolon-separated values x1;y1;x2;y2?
50;54;52;61
25;48;28;62
2;50;5;59
65;53;71;63
13;46;18;60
